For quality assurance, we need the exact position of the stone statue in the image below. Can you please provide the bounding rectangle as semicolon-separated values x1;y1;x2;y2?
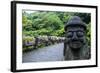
64;16;90;60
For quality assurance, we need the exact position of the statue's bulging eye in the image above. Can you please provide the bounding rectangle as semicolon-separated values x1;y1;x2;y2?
67;32;73;38
77;31;84;37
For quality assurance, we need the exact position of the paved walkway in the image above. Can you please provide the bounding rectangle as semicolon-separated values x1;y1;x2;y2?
22;43;64;63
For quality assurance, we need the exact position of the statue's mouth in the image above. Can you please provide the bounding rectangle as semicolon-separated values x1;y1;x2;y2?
69;40;83;49
72;41;81;44
72;41;81;46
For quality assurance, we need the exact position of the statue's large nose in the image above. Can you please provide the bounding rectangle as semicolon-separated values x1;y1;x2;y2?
72;32;78;40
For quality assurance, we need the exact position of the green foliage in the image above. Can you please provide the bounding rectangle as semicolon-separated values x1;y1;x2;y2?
86;22;91;46
22;10;91;51
22;11;65;37
23;36;35;52
73;13;91;24
23;36;34;43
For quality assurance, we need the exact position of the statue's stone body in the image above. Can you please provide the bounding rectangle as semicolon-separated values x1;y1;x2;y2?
64;16;90;60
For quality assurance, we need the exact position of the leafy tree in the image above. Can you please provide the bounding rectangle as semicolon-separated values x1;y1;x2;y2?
86;22;91;46
73;13;91;24
22;11;91;44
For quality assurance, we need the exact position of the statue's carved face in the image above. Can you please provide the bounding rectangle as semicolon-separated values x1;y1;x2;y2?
66;26;86;50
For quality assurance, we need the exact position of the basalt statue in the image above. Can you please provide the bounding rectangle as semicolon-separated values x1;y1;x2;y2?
64;16;90;60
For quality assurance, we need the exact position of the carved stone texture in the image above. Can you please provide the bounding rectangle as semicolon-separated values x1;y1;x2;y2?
64;16;90;60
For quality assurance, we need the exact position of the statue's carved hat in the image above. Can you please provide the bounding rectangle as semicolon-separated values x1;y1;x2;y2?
65;16;86;30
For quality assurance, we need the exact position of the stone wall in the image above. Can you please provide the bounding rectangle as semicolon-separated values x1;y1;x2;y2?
23;36;65;52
